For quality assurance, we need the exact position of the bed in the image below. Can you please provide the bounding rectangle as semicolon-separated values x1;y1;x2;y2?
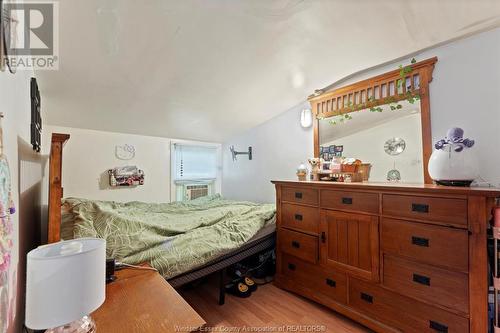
47;133;276;304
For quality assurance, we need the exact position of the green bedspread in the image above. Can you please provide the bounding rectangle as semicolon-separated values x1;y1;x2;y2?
61;195;276;279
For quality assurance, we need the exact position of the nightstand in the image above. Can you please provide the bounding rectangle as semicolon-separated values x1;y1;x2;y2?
92;265;205;332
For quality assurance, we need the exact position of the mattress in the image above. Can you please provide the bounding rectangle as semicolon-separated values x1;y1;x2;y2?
60;195;276;279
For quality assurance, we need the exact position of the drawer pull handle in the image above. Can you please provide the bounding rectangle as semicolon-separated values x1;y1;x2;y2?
411;236;429;247
412;203;429;213
342;197;353;205
413;273;431;286
291;241;300;248
325;278;336;287
360;292;373;304
294;214;303;221
295;192;303;199
287;263;296;271
321;232;326;243
429;320;448;332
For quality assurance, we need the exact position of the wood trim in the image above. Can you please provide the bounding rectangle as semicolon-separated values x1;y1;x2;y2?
468;195;488;333
419;65;433;183
308;57;438;103
313;116;319;160
310;57;437;184
47;133;70;243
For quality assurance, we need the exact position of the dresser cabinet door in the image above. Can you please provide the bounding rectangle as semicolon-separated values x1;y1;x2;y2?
320;211;379;281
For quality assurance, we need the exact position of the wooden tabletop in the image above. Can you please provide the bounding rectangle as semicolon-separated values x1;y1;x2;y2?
92;266;206;332
271;179;500;197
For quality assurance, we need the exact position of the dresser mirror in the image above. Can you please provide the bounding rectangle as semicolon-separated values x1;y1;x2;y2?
318;100;424;182
309;57;437;183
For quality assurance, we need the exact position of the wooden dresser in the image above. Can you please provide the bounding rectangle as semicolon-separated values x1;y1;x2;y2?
272;180;500;333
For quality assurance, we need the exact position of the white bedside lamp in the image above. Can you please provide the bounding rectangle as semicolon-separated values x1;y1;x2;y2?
25;238;106;332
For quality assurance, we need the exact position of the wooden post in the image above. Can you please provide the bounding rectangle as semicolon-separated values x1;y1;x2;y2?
47;133;70;244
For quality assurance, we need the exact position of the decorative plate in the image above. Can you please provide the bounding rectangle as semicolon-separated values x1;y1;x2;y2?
384;137;406;156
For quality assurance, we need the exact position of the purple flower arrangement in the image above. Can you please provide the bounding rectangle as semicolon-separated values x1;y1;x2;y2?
434;127;474;152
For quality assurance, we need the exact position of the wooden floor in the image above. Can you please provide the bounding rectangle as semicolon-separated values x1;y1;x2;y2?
180;275;372;333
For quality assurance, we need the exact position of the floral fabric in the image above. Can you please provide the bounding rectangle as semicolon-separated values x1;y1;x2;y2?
0;155;15;333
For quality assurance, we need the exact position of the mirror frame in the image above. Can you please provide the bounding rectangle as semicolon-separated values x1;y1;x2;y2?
309;57;437;183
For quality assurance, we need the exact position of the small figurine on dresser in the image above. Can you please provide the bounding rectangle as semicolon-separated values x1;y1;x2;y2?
308;158;322;181
296;163;308;181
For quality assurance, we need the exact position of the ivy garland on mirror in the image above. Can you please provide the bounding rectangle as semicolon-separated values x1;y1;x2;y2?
324;58;421;125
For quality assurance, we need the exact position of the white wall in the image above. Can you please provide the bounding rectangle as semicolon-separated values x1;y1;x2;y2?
0;69;43;333
222;102;313;203
43;126;221;204
43;126;172;203
222;27;500;202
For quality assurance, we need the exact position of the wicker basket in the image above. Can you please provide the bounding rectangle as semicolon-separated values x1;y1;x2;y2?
357;163;372;181
341;164;358;173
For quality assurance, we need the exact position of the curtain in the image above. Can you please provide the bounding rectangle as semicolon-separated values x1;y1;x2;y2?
174;144;217;181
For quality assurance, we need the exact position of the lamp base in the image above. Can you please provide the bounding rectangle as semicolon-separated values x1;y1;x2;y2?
45;316;96;333
435;179;473;187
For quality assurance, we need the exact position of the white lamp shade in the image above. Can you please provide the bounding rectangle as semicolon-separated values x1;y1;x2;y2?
25;238;106;330
300;108;313;128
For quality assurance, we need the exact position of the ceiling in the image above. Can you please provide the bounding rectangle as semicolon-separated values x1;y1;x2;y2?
37;0;500;142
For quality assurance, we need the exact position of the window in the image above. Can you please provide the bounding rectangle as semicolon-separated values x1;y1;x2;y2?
170;141;221;202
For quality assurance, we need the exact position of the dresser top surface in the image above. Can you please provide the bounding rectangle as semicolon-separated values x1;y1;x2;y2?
271;179;500;197
92;265;205;332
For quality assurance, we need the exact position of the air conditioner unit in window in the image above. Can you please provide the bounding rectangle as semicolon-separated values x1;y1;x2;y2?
185;184;209;200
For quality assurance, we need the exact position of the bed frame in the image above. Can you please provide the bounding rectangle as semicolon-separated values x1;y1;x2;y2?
48;133;70;243
47;133;275;304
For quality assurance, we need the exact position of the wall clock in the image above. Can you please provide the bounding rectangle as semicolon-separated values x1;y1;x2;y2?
384;137;406;156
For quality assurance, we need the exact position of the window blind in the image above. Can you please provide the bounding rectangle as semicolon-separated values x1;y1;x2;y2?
174;144;217;181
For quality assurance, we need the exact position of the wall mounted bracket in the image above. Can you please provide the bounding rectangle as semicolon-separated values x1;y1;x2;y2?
230;146;252;161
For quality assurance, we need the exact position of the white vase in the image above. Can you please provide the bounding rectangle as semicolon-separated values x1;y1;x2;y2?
428;145;479;186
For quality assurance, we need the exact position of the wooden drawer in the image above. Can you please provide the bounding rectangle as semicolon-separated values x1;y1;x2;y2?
349;278;469;333
282;187;318;206
321;190;379;214
282;203;319;234
281;254;347;304
279;228;318;264
383;255;469;314
382;194;467;227
380;218;468;272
